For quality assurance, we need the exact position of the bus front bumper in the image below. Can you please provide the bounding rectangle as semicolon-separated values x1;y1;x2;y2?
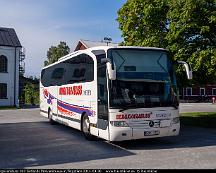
109;123;180;141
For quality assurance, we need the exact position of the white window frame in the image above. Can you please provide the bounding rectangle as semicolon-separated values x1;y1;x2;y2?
0;83;7;99
212;88;216;96
0;55;8;73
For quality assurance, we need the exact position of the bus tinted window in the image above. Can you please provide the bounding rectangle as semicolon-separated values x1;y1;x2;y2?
64;54;94;84
41;63;65;87
41;68;51;87
41;54;94;87
51;68;64;79
92;50;106;63
50;63;65;86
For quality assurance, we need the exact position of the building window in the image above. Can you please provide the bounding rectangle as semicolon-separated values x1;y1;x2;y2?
200;88;205;96
0;55;8;72
0;83;7;99
212;88;216;96
186;87;192;96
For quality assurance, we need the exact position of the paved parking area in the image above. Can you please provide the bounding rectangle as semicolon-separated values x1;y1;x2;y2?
180;103;216;113
0;108;216;169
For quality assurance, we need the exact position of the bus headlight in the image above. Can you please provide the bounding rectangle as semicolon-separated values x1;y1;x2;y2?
172;117;180;124
110;121;129;127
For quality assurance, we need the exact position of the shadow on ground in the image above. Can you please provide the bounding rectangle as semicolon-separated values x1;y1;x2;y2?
113;124;216;150
1;120;216;168
180;116;216;128
0;122;133;168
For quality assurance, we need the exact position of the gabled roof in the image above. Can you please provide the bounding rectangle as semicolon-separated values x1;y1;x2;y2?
0;27;22;47
74;39;118;51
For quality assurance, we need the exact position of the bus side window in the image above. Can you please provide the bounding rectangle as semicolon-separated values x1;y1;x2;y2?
41;68;52;87
80;68;86;77
84;54;94;82
52;68;64;79
64;58;75;84
50;64;65;86
64;54;94;84
41;69;47;86
73;68;80;78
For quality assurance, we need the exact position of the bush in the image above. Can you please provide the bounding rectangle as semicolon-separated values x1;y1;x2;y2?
23;83;39;105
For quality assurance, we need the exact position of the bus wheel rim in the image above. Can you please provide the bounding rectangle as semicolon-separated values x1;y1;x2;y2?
83;118;89;133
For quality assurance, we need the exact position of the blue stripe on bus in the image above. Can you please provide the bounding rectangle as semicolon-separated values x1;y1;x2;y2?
57;100;93;116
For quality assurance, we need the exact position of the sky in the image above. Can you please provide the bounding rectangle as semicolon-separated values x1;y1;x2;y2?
0;0;126;77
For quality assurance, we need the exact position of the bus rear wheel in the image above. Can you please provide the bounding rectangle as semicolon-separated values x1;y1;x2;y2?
82;114;94;140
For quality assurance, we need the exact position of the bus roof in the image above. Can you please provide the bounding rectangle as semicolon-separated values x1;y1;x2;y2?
88;46;167;52
42;46;167;70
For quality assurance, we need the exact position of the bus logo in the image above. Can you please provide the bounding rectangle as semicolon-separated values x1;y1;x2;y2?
149;121;154;127
116;113;151;120
59;85;82;95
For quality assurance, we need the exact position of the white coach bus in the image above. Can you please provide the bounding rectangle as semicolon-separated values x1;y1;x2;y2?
40;46;192;141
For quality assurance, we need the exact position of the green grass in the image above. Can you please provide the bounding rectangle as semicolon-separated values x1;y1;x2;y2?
180;112;216;128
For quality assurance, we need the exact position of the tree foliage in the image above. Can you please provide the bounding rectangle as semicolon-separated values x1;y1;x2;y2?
23;82;39;105
44;41;70;66
117;0;216;86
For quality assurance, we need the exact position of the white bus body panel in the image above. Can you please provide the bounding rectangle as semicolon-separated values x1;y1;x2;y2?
59;81;97;130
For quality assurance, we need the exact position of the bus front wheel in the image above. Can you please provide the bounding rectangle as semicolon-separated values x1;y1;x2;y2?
82;114;94;140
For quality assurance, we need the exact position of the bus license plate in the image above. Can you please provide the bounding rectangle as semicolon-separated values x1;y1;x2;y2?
144;130;160;136
160;119;171;128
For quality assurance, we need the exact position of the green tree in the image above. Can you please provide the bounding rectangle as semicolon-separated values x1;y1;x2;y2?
44;41;70;66
117;0;169;47
117;0;216;86
23;83;39;105
167;0;216;85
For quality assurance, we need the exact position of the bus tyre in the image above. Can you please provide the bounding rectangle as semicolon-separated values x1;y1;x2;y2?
82;114;94;140
48;109;56;125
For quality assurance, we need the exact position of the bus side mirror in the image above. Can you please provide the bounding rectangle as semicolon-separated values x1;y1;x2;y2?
107;62;116;80
177;61;193;80
101;58;116;80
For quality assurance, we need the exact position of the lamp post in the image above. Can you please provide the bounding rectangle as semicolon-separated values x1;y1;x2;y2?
103;37;112;46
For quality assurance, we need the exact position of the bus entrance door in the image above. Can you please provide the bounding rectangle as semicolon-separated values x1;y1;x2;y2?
97;63;109;140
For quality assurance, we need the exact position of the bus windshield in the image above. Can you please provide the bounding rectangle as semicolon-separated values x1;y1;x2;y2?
107;48;178;109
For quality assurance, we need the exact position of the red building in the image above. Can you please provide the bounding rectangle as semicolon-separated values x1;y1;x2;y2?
74;39;118;51
179;85;216;102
